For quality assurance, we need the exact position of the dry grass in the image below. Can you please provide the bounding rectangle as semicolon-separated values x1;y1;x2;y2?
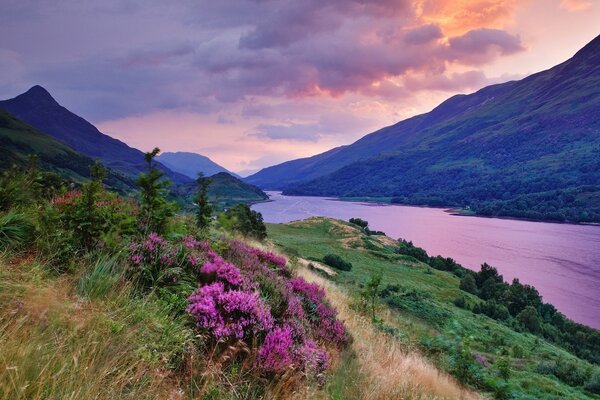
0;257;182;400
297;267;482;400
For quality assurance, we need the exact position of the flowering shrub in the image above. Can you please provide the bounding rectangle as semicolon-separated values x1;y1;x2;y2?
128;233;205;290
187;282;273;339
127;235;348;382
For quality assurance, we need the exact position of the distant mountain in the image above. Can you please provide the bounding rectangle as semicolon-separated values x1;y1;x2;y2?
247;34;600;222
175;172;268;211
0;109;135;192
156;152;239;180
0;86;190;184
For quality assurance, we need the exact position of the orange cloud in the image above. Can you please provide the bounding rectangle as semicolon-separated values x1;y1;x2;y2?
417;0;522;35
559;0;593;12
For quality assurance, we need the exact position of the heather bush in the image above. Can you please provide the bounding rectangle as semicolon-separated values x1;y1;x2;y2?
182;238;346;383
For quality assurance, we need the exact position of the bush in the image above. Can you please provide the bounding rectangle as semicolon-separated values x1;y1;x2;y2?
517;306;542;333
349;218;368;229
585;371;600;394
459;274;478;294
323;254;352;271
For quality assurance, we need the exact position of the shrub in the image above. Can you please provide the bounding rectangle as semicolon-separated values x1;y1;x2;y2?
585;371;600;394
459;274;478;294
323;254;352;271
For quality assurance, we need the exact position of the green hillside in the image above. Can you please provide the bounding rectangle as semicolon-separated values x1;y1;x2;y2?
267;217;600;399
0;109;134;192
175;172;268;211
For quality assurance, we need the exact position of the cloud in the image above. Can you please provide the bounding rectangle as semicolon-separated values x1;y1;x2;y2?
447;28;525;64
559;0;593;12
404;24;444;44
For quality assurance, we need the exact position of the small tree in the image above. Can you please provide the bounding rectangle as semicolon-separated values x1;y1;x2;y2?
61;160;108;250
362;271;382;321
136;147;176;235
223;204;267;240
496;356;511;381
517;306;542;333
459;274;478;294
195;173;213;230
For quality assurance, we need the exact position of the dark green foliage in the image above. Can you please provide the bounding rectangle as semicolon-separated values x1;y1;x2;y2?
473;300;510;320
453;296;467;308
0;212;34;251
223;204;267;240
517;306;542;334
349;218;368;229
536;359;592;387
136;148;177;235
450;339;485;387
585;371;600;394
323;253;352;271
72;161;108;250
395;239;429;262
195;174;213;230
459;274;478;294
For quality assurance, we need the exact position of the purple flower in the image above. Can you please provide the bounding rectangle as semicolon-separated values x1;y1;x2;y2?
258;325;295;373
187;283;273;340
200;257;243;287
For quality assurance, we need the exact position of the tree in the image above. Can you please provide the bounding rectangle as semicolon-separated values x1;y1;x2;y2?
77;160;108;249
349;217;369;230
135;147;176;235
362;271;382;321
517;306;542;333
459;274;478;294
195;173;212;230
223;204;267;240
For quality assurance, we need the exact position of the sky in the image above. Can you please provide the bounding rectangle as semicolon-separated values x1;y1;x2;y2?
1;0;598;176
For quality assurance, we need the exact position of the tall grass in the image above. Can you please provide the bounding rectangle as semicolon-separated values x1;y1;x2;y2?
77;255;122;299
298;267;481;400
0;257;185;400
0;212;33;251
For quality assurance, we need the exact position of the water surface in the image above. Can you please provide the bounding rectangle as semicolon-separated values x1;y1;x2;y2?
253;192;600;329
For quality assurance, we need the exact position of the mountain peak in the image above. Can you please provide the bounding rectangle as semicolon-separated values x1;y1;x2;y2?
12;85;59;107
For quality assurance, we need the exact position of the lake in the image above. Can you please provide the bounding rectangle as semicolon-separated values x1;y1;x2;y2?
252;191;600;329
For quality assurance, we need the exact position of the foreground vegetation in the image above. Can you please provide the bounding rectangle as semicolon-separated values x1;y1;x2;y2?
0;147;478;399
267;218;600;399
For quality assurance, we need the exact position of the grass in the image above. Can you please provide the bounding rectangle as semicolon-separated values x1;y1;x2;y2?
0;254;192;400
266;217;600;399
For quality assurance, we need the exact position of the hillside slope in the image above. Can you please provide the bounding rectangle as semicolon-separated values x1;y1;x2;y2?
0;109;134;192
156;151;239;179
248;35;600;222
0;86;190;185
175;172;268;210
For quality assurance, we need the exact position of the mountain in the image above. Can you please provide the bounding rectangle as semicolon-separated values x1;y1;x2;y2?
0;86;191;185
0;109;135;192
175;172;268;211
156;152;239;180
247;34;600;222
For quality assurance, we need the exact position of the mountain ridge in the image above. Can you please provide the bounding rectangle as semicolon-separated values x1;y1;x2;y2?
247;34;600;222
0;86;191;185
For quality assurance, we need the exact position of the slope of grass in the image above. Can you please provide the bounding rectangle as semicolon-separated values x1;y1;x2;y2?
267;217;600;399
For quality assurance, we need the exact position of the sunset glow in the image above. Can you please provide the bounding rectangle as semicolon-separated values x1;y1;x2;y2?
1;0;598;175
